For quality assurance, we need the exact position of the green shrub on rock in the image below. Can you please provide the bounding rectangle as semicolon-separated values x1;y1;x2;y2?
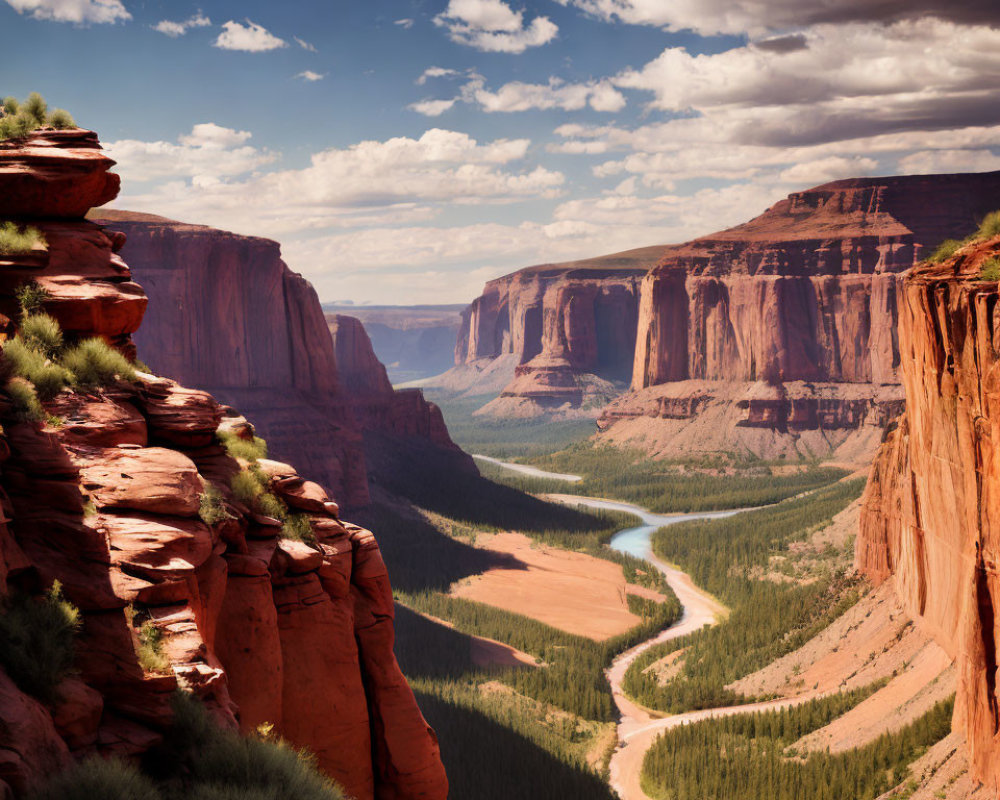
61;338;138;388
28;758;161;800
0;222;46;256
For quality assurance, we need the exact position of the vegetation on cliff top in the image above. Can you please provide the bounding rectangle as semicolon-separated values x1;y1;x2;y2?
0;92;75;141
928;209;1000;264
0;221;46;255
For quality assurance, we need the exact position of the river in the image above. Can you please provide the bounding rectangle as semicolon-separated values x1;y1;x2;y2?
479;456;820;800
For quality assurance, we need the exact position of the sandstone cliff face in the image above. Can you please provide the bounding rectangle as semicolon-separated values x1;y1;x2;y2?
593;172;1000;461
0;132;447;799
856;234;1000;792
454;255;651;411
92;211;370;510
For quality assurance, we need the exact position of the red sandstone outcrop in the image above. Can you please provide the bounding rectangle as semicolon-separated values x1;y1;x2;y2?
856;234;1000;792
590;172;1000;460
329;315;472;461
452;252;653;412
0;131;447;799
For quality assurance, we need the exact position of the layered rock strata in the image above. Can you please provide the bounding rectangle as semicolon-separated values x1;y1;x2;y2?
856;234;1000;793
0;131;447;799
599;172;1000;460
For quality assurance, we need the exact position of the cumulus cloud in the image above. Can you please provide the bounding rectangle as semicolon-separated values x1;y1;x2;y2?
553;0;1000;36
214;19;286;52
296;70;326;82
114;128;564;240
411;73;626;115
898;149;1000;175
294;36;316;51
394;18;415;29
5;0;129;24
152;12;210;37
107;123;275;183
417;66;462;85
434;0;557;53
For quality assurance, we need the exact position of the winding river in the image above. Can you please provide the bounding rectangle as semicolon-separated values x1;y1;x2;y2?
480;457;818;800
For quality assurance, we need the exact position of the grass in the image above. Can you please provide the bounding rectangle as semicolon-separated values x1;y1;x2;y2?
282;513;317;545
0;92;77;141
3;337;72;399
928;238;962;263
0;581;80;703
979;256;1000;282
199;485;234;526
30;694;346;800
0;221;46;256
61;338;138;387
978;210;1000;240
16;281;51;316
218;429;268;461
137;618;170;675
20;313;63;356
5;377;45;422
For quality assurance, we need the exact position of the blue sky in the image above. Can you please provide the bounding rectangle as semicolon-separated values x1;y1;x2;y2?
3;0;1000;303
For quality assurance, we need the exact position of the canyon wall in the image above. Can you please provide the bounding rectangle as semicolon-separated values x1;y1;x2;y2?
97;211;470;509
0;130;447;799
597;172;1000;461
856;234;1000;793
451;247;661;413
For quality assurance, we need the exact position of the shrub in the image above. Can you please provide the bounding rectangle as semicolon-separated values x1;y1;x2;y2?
21;313;63;357
47;108;75;129
28;757;161;800
3;96;18;115
5;377;44;422
218;429;268;461
0;222;46;256
282;513;316;545
231;468;286;520
16;281;51;316
0;581;80;703
978;210;1000;241
4;337;71;400
928;238;962;263
199;485;234;526
157;693;345;800
62;338;138;388
980;257;1000;282
136;619;170;675
23;92;47;125
0;109;38;140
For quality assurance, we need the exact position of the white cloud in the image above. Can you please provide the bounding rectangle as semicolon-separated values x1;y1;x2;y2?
417;66;462;85
776;156;879;185
107;123;274;183
434;0;557;53
294;36;316;51
296;70;326;82
214;19;286;52
409;98;458;116
5;0;129;24
412;73;626;116
395;18;415;29
114;128;564;239
552;0;999;36
152;12;210;37
898;149;1000;175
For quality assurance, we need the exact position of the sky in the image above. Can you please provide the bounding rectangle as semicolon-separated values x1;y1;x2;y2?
2;1;1000;304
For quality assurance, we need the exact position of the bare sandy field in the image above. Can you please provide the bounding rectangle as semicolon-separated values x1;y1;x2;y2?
449;532;666;641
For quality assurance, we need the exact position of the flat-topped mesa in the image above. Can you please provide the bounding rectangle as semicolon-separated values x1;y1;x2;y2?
0;133;447;799
856;232;1000;792
634;172;1000;390
593;171;1000;463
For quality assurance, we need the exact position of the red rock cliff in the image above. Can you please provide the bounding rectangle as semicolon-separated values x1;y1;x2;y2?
0;131;447;799
91;211;370;510
856;233;1000;792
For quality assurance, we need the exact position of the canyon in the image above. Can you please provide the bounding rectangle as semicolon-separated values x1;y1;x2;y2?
451;172;1000;463
94;210;472;511
0;130;447;799
856;231;1000;794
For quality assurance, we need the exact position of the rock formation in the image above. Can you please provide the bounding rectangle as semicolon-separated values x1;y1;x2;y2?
95;211;470;510
598;172;1000;461
451;248;659;414
0;131;447;799
856;232;1000;793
